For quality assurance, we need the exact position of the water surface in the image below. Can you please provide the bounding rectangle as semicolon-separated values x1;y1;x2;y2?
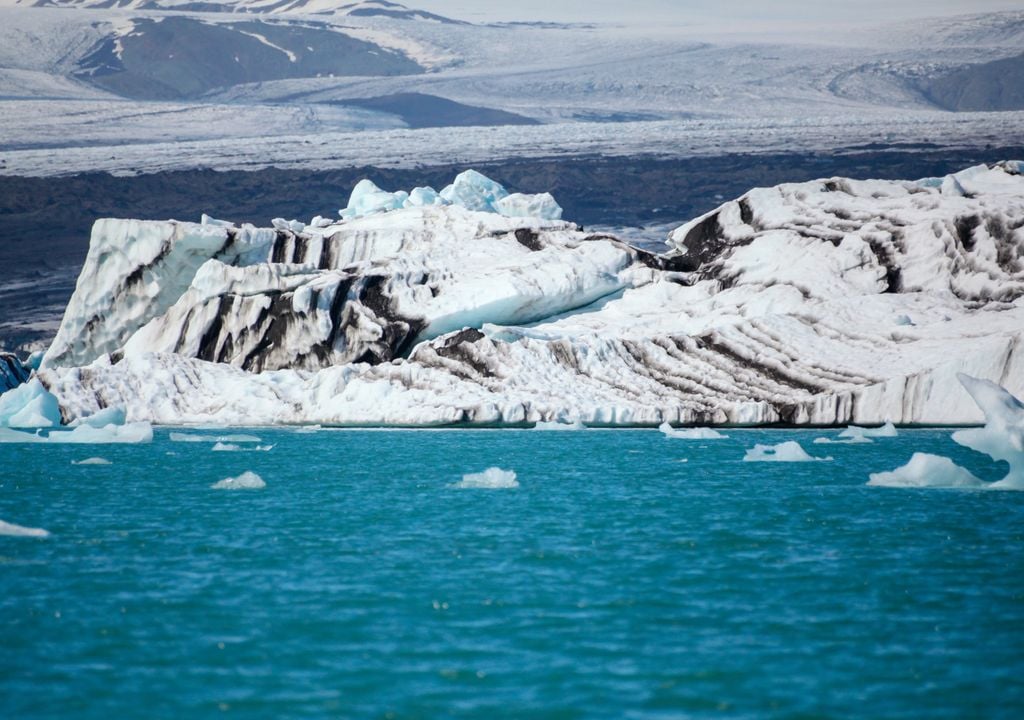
2;428;1022;718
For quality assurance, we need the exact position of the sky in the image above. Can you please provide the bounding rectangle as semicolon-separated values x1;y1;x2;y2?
414;0;1024;27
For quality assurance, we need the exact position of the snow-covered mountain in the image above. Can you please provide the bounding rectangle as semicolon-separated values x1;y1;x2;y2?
4;0;459;21
5;161;1021;428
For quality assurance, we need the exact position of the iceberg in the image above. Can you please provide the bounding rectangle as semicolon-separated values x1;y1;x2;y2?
28;163;1024;428
839;422;898;440
743;441;831;462
868;453;984;488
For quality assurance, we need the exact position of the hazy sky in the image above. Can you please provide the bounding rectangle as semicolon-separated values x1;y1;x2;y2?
414;0;1023;27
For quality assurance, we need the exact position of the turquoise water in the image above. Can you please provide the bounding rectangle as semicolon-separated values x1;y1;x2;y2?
2;428;1022;719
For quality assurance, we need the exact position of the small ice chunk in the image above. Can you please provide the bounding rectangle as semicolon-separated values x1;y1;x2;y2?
453;467;519;489
868;453;984;488
340;179;408;219
439;170;509;213
840;422;898;440
212;442;273;452
0;519;49;538
894;314;914;326
406;186;445;207
659;422;727;440
743;441;831;462
309;215;333;228
201;214;235;228
72;457;112;465
169;432;261;443
494;192;563;220
211;471;266;490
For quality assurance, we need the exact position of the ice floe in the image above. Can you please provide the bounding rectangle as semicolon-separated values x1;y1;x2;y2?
0;422;153;444
659;423;727;440
743;441;831;462
868;375;1024;490
534;419;585;431
72;457;112;465
211;471;266;490
212;442;274;452
453;467;519;489
170;433;262;443
0;519;50;538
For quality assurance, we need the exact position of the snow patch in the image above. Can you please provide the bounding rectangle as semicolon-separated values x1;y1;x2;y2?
453;467;519;489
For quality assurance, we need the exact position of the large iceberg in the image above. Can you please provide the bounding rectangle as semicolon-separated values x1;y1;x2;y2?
7;162;1024;427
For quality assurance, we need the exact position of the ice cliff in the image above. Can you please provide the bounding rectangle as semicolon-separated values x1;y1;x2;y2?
7;164;1024;426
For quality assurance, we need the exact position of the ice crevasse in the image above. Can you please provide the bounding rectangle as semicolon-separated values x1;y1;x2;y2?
0;163;1022;428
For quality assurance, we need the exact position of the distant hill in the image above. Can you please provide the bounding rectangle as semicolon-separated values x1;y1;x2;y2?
925;53;1024;112
74;16;424;100
8;0;464;22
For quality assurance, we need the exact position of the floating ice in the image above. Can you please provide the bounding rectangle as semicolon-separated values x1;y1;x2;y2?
868;452;984;488
211;471;266;490
743;441;831;462
0;422;152;444
868;376;1024;491
659;422;727;440
212;442;274;452
494;192;563;220
0;519;50;538
340;179;409;219
0;379;61;428
453;467;519;489
951;374;1024;489
170;432;261;443
534;419;585;431
71;406;127;428
72;457;112;465
839;422;898;440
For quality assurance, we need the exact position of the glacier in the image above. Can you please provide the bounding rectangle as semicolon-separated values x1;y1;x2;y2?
3;164;1024;428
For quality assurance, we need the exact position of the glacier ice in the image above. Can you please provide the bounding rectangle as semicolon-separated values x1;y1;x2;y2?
0;519;50;538
659;423;727;440
30;162;1024;428
868;453;984;489
0;352;30;394
211;471;266;490
951;374;1024;489
534;419;585;430
868;375;1024;490
338;170;563;221
0;379;62;429
453;467;519;489
743;441;831;462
